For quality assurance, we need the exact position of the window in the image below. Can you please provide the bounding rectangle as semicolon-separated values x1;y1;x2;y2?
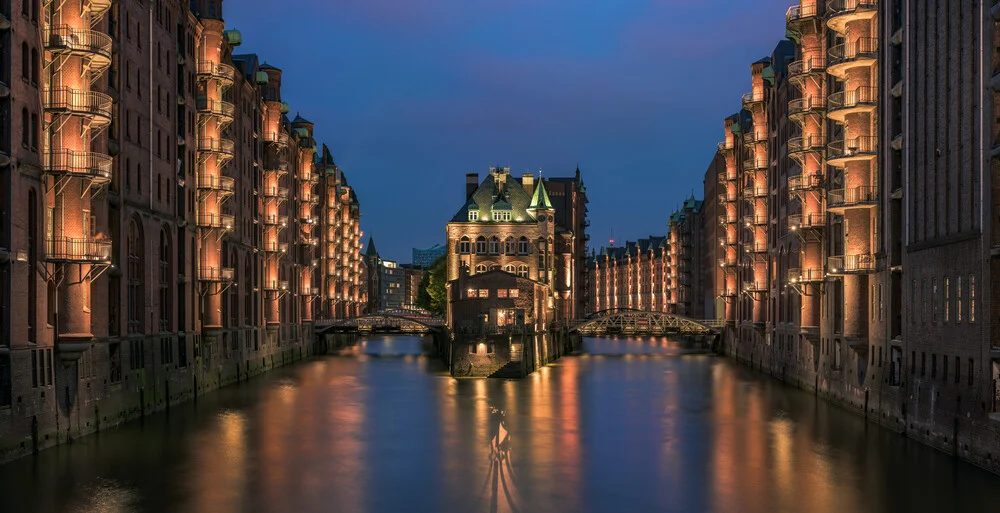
475;264;488;273
518;237;530;255
468;210;478;221
931;353;936;379
159;229;171;332
968;358;974;386
969;275;975;322
30;348;52;387
127;217;144;334
30;47;37;84
943;354;948;381
944;277;950;322
0;354;10;407
955;356;960;384
478;289;489;298
920;352;926;377
30;112;37;149
504;264;515;274
466;288;477;298
20;108;27;147
910;350;915;375
458;236;470;254
493;210;511;221
517;265;529;278
931;278;938;323
20;43;26;80
489;237;500;255
508;289;519;298
476;236;486;255
109;343;122;383
130;340;144;370
957;276;963;322
497;289;507;298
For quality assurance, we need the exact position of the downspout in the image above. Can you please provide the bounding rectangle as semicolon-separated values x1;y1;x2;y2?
148;3;153;212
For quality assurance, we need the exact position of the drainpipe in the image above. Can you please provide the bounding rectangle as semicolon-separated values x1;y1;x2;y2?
148;3;153;213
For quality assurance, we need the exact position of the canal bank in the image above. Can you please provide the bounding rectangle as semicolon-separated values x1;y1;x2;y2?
0;326;364;464
718;326;1000;475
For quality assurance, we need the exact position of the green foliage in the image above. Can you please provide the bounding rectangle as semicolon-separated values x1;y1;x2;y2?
416;255;447;316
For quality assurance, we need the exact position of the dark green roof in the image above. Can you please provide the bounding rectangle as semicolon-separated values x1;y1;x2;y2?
450;170;535;223
528;179;553;211
365;236;378;257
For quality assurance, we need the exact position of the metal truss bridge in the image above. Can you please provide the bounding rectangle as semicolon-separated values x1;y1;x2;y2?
571;308;720;337
315;309;445;334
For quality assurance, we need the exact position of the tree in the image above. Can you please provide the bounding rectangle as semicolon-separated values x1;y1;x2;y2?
416;255;447;316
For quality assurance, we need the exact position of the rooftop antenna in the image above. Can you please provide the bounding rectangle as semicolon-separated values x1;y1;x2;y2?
609;228;615;247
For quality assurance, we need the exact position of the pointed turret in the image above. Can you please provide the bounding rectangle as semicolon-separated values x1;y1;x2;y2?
365;236;379;258
528;177;553;212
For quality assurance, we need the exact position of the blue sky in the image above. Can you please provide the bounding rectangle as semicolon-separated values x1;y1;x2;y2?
227;0;793;262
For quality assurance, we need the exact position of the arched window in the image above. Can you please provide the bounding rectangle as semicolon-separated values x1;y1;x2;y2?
207;2;216;18
30;47;38;83
504;237;515;255
518;236;530;255
458;236;470;254
475;236;486;255
127;217;144;334
517;265;529;278
20;43;27;80
475;263;488;274
504;264;515;274
488;236;500;255
20;108;27;147
245;257;253;325
158;228;172;332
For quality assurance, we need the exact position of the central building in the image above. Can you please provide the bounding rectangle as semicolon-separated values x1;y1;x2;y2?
445;166;558;329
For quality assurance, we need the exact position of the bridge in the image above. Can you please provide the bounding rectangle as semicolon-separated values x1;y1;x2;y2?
571;308;721;337
314;309;446;334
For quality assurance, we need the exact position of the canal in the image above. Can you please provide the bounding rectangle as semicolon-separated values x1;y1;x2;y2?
2;335;1000;513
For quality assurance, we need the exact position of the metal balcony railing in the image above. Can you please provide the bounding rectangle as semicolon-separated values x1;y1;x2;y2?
718;170;737;183
743;131;767;146
197;174;235;194
262;131;290;146
741;91;765;107
45;236;111;263
828;37;879;70
197;98;235;121
198;138;235;157
44;87;114;122
788;213;826;230
827;185;878;209
743;281;768;293
745;241;768;253
263;214;288;227
196;212;234;230
718;213;736;225
743;185;768;199
45;26;113;63
789;96;826;117
786;3;820;25
262;186;289;200
196;61;236;84
788;267;824;283
263;241;289;254
787;135;826;159
717;140;734;152
827;86;877;114
788;57;826;78
718;256;738;268
828;254;876;274
827;135;878;163
44;150;112;183
199;266;234;282
718;190;737;204
264;163;289;176
788;173;824;193
743;214;768;226
743;157;768;171
718;236;736;247
827;0;878;18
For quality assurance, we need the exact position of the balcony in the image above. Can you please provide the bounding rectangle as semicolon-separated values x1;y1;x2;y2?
788;173;824;194
718;256;738;269
263;241;289;254
788;96;826;120
197;174;235;195
717;190;737;204
788;57;826;85
44;26;113;74
787;267;824;284
741;91;765;109
743;157;767;172
743;281;768;294
718;287;738;298
196;61;236;88
827;0;878;34
827;185;878;212
45;237;111;263
785;3;821;34
200;266;234;282
264;163;288;177
828;254;876;275
827;37;878;78
788;212;826;232
743;185;767;199
196;98;235;124
198;138;235;159
827;86;877;123
718;236;736;247
263;186;289;202
745;240;768;254
743;130;767;147
718;213;736;226
787;135;825;162
44;87;113;126
197;212;234;230
827;135;877;167
263;280;290;292
262;131;290;147
83;0;113;17
717;170;737;183
717;140;734;153
263;214;288;228
44;150;112;184
743;214;768;227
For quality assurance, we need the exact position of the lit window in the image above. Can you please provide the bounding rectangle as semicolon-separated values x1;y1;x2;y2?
468;210;478;221
969;275;975;322
467;288;477;298
509;289;519;298
956;276;962;323
478;289;489;298
497;289;508;298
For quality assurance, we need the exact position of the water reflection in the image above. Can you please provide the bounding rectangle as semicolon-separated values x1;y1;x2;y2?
1;335;1000;513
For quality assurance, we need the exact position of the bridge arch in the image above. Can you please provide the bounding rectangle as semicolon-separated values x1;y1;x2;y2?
315;313;444;334
572;310;718;336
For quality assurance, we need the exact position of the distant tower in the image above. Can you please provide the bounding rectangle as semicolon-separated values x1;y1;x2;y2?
364;236;381;313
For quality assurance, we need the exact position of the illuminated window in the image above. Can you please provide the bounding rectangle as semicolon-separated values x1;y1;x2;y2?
468;210;478;221
944;277;950;323
509;289;519;298
467;288;477;298
493;210;511;221
956;276;962;323
497;289;508;298
478;289;489;298
475;264;487;273
969;275;975;322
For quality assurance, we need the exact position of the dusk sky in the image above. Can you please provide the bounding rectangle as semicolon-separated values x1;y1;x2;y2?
227;0;793;263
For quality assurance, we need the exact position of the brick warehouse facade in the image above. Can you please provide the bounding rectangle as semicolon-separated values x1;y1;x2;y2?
445;165;589;329
0;0;365;461
700;0;1000;472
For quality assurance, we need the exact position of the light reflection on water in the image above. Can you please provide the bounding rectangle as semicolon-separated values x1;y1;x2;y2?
1;335;1000;513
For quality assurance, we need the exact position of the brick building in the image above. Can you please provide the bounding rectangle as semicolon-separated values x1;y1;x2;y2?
445;165;588;328
0;0;365;461
701;0;1000;471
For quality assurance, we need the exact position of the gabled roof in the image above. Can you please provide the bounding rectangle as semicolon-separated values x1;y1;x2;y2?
292;113;312;125
450;170;535;223
365;236;378;257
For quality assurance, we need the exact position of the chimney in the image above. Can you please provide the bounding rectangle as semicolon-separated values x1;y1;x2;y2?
466;173;479;199
522;173;534;195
